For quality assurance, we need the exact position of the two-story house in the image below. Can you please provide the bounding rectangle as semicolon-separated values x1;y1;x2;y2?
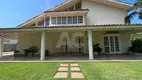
0;0;142;60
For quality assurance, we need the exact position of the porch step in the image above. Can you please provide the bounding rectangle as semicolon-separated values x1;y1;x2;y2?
50;52;87;56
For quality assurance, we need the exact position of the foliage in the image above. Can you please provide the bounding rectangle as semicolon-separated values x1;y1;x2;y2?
29;46;38;54
24;46;38;56
125;0;142;23
23;49;31;56
93;43;102;54
130;39;142;53
131;33;142;40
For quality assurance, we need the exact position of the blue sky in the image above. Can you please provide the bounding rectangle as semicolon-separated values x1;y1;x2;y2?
0;0;141;28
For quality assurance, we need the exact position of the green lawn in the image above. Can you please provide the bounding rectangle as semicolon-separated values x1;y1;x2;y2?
0;62;142;80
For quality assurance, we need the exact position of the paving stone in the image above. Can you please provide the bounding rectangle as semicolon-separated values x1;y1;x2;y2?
58;67;68;71
60;64;69;67
71;72;85;79
70;64;79;67
71;67;81;71
54;72;68;78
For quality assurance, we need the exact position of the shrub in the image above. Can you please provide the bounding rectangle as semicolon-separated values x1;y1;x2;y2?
131;39;142;53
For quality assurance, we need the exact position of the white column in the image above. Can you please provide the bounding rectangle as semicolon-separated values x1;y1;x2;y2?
49;17;52;26
0;38;4;57
40;31;46;60
88;30;94;60
83;15;86;25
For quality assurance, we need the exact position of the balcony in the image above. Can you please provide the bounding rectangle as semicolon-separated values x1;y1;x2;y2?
25;9;88;27
46;9;89;26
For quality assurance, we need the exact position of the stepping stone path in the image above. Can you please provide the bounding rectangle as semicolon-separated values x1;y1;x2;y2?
54;72;68;78
53;63;85;79
70;64;79;67
60;64;69;67
58;67;68;71
71;67;81;71
71;72;85;78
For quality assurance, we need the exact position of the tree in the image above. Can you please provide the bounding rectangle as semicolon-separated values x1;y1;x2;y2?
125;0;142;23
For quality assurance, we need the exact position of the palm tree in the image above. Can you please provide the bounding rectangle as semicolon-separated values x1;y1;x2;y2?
125;0;142;23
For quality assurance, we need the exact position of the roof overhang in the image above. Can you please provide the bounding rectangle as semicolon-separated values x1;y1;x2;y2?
44;10;89;16
89;0;133;11
17;13;45;28
1;24;142;33
48;0;79;11
49;0;133;11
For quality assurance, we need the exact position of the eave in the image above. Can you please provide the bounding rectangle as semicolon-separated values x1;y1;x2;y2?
48;0;133;11
1;24;142;33
44;9;89;16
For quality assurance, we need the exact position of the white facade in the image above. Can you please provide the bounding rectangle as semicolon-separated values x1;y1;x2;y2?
82;0;127;25
13;0;134;60
18;0;131;27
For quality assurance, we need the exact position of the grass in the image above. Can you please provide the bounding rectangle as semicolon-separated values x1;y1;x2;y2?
0;62;142;80
80;62;142;80
0;63;59;80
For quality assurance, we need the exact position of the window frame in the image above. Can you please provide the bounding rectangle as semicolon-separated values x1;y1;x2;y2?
51;16;84;25
103;34;122;54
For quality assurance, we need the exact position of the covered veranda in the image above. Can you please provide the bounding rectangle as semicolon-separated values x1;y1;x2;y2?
0;24;142;61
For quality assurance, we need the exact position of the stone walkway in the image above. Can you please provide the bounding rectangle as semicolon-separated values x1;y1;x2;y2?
54;63;85;79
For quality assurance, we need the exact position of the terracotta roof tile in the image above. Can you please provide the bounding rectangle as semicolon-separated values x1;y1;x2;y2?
1;24;142;30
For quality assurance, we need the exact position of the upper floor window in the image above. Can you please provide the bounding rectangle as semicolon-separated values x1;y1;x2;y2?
68;16;73;24
62;17;67;24
73;16;77;24
57;17;62;24
45;17;49;26
78;16;83;23
52;17;57;24
51;16;83;25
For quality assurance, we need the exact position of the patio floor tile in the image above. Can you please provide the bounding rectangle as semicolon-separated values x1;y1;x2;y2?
71;67;81;71
71;72;85;78
58;67;68;71
54;72;68;78
60;64;69;67
70;64;79;67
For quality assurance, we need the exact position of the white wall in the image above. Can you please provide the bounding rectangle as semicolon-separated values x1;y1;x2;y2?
82;0;127;25
17;31;89;54
17;32;41;50
120;33;131;53
17;31;131;54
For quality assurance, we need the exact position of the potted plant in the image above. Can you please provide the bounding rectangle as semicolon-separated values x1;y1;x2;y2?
29;46;38;56
24;49;31;56
45;49;49;56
